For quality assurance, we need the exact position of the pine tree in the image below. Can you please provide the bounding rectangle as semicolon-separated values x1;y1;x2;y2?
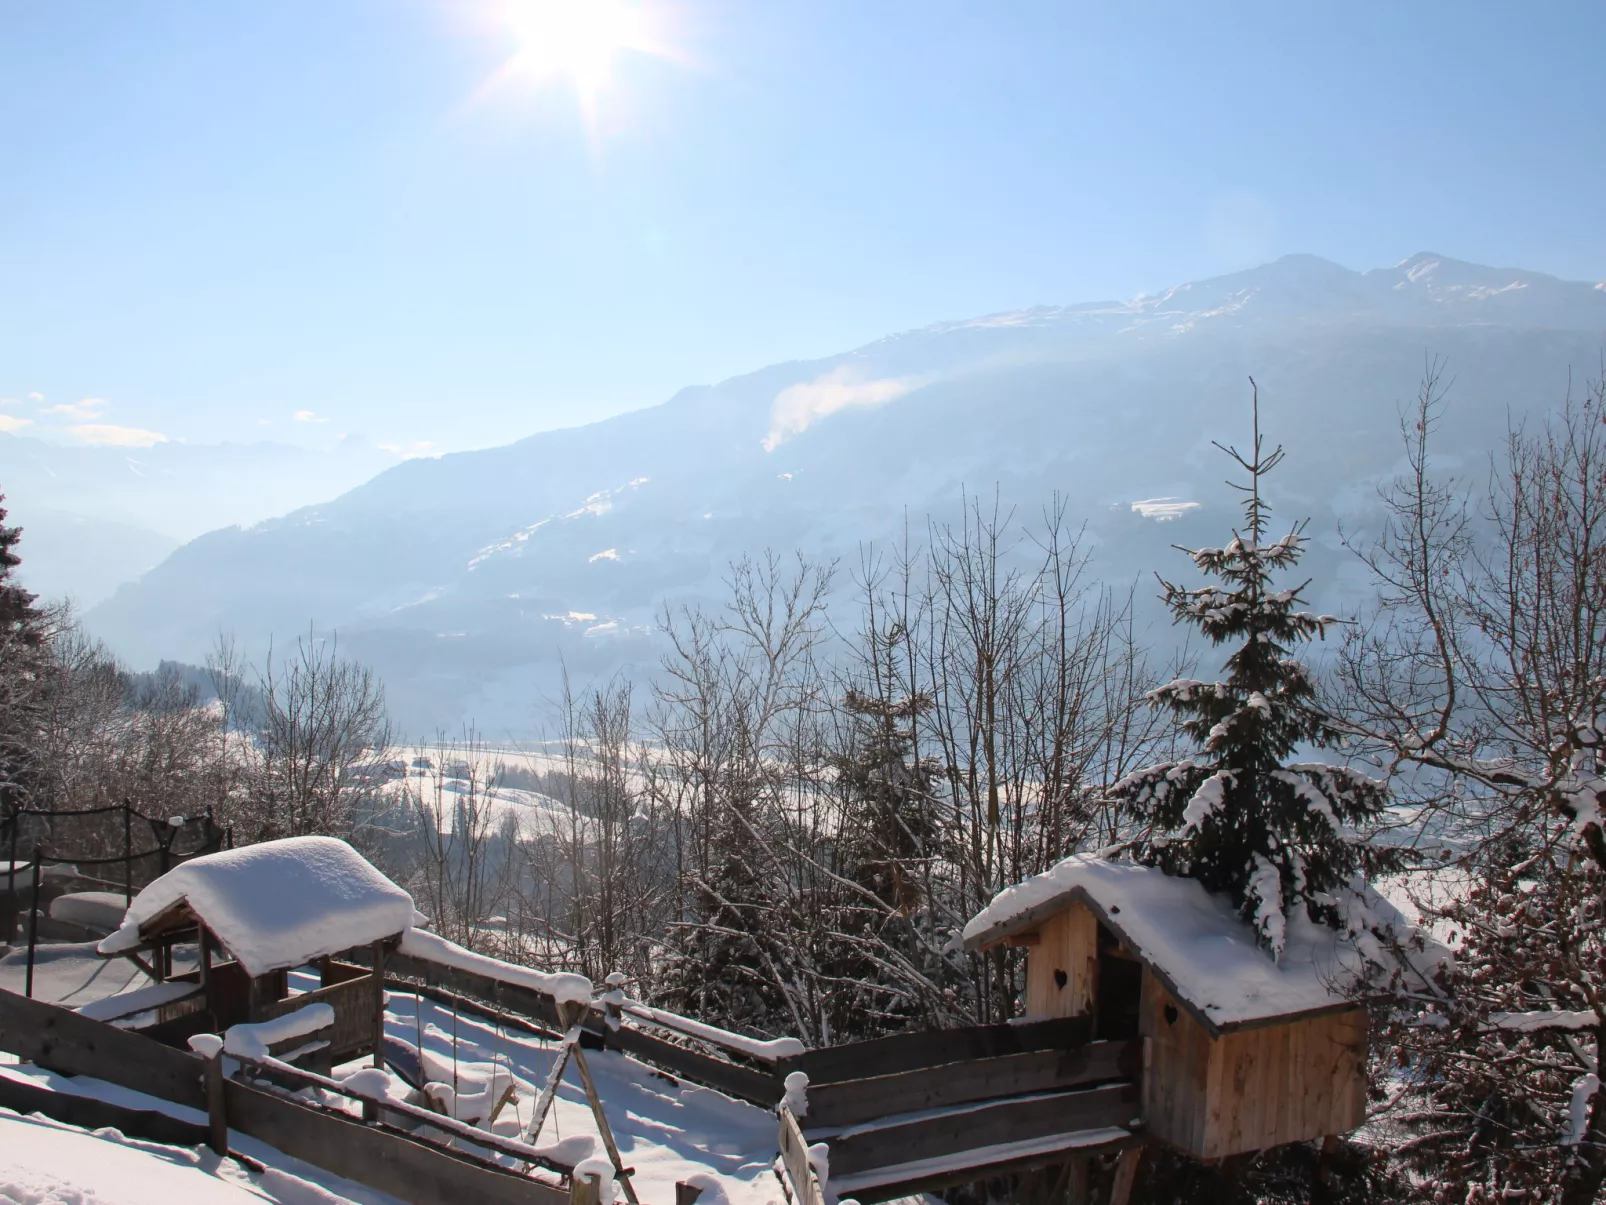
0;493;39;644
0;490;46;817
1109;385;1403;955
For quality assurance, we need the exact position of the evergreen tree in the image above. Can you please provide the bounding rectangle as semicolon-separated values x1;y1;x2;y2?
1109;386;1403;955
0;490;46;817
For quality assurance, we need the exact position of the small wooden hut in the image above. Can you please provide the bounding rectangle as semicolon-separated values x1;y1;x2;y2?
963;855;1413;1162
96;836;416;1064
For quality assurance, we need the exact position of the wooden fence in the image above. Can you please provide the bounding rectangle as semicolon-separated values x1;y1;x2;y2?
0;985;575;1205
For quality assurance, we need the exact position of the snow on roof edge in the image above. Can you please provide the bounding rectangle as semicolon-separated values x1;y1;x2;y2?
963;853;1433;1032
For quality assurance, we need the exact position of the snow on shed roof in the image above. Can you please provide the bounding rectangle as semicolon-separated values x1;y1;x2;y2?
99;836;416;978
963;854;1414;1032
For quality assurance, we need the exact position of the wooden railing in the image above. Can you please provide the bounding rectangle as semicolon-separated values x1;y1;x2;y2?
0;985;576;1205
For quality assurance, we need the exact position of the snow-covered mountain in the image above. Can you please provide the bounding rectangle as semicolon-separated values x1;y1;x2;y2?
85;253;1606;731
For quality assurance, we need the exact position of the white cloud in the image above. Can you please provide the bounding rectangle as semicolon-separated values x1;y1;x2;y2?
1131;498;1201;521
588;548;620;563
0;415;32;433
69;423;169;448
293;409;329;423
42;397;107;420
379;440;436;459
763;366;918;451
26;392;42;402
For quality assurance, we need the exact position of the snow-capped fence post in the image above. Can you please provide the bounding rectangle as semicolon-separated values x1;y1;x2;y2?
569;1170;602;1205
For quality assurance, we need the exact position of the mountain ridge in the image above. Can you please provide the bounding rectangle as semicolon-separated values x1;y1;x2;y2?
85;252;1606;731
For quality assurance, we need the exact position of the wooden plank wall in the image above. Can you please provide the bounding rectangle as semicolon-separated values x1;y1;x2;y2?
1139;975;1212;1156
1023;901;1098;1019
1204;1005;1367;1159
1139;972;1368;1160
254;974;375;1062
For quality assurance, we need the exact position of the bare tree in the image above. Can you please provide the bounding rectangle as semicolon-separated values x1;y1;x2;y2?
1339;367;1606;1204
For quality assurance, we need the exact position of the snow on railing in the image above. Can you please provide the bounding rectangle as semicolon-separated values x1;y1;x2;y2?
399;927;592;1006
616;996;804;1063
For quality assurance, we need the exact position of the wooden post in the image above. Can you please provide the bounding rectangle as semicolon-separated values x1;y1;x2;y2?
205;1050;229;1156
569;1042;640;1205
24;848;41;999
1065;1155;1089;1204
371;941;387;1070
1108;1146;1142;1205
569;1172;601;1205
674;1184;704;1205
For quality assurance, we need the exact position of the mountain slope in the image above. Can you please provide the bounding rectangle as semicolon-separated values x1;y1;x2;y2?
86;253;1606;731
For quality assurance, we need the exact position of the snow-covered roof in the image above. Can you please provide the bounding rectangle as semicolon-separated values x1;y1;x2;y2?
98;836;417;978
963;853;1425;1033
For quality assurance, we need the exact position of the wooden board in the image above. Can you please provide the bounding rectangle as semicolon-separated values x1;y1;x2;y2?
796;1014;1093;1085
602;1022;783;1106
223;1076;571;1205
833;1128;1136;1204
777;1105;826;1205
1140;973;1212;1156
382;950;564;1028
0;1073;210;1148
254;974;375;1062
805;1039;1138;1130
0;985;205;1110
1024;901;1098;1020
824;1080;1138;1179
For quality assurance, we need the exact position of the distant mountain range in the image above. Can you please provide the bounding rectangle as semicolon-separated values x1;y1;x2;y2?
0;435;397;607
83;253;1606;733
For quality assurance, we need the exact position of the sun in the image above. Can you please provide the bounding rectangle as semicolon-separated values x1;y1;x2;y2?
494;0;662;112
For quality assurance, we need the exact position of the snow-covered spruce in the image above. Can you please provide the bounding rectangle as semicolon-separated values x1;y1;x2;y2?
1107;403;1404;956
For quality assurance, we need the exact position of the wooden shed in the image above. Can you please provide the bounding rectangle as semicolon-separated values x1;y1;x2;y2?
963;855;1395;1162
95;836;417;1065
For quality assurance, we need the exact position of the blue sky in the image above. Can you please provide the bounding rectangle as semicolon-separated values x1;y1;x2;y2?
3;0;1603;457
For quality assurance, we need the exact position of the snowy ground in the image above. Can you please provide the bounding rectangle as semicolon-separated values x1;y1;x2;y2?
376;987;789;1204
0;941;194;1008
0;1106;397;1205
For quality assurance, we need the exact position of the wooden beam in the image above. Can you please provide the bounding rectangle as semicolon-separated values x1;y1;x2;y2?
1108;1146;1142;1205
602;1022;782;1106
797;1014;1094;1086
569;1042;641;1205
805;1039;1138;1131
0;985;205;1109
824;1081;1139;1181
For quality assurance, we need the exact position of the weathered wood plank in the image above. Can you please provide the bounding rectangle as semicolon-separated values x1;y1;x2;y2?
382;950;566;1028
1024;902;1098;1020
824;1081;1138;1180
830;1126;1137;1203
778;1105;825;1205
796;1014;1093;1086
601;1022;783;1106
804;1039;1137;1131
0;985;204;1109
223;1075;570;1205
0;1072;210;1148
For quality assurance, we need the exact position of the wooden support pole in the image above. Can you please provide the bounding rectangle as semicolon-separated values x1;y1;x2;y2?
1108;1146;1142;1205
569;1042;640;1205
569;1172;601;1205
674;1183;704;1205
371;941;387;1069
24;849;41;999
205;1050;229;1156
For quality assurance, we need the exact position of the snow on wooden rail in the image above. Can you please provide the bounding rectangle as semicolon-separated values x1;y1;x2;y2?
399;928;593;1006
619;999;805;1063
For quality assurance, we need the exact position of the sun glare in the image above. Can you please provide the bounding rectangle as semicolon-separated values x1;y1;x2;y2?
495;0;660;110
